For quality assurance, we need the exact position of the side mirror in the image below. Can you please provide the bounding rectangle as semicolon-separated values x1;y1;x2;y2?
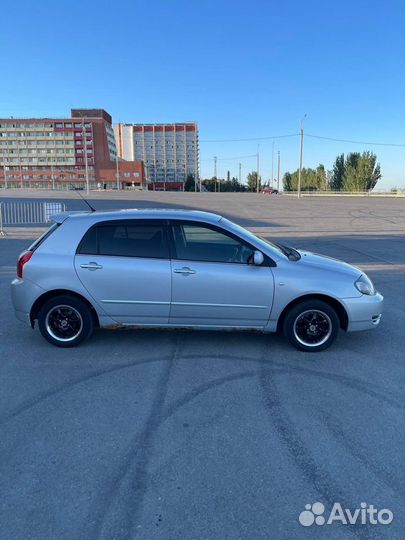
253;250;264;266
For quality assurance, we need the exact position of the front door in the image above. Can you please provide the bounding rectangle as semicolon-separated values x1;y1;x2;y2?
75;219;171;325
169;221;274;327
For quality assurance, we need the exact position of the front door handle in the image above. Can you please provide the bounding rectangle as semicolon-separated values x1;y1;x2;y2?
80;262;103;270
174;267;196;275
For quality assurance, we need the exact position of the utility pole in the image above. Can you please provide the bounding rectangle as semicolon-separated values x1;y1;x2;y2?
238;162;241;184
214;156;217;192
17;146;23;189
256;144;260;193
297;114;306;198
115;154;120;190
271;141;274;188
277;151;281;191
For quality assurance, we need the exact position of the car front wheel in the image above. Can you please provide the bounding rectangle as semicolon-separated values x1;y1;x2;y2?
37;295;94;347
283;300;340;352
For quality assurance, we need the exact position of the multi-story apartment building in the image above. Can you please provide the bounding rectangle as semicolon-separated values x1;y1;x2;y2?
114;122;199;190
0;109;145;189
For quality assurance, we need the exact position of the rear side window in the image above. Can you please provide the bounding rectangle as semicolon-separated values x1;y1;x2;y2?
77;220;169;259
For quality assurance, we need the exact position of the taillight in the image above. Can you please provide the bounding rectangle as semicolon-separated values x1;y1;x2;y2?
17;251;33;279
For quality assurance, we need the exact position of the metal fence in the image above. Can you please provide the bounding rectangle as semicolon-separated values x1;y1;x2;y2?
0;201;66;235
284;190;404;197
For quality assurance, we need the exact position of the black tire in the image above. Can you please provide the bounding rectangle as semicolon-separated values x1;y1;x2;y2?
283;299;340;352
37;295;94;348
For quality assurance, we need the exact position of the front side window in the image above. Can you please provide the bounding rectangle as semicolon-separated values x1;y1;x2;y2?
78;220;169;259
171;222;254;264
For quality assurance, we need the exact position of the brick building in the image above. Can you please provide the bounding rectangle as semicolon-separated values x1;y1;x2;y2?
0;109;146;189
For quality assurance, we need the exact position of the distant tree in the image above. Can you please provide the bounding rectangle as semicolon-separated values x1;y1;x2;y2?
283;152;381;193
184;173;196;192
283;172;293;191
219;178;247;192
342;152;381;191
282;166;325;191
316;164;328;190
231;177;247;192
330;154;345;191
202;177;216;192
247;171;260;191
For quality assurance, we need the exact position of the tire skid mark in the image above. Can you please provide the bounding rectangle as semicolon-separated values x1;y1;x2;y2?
161;370;257;425
178;353;402;409
95;353;258;537
348;208;399;228
358;209;399;226
259;355;373;539
94;334;183;539
0;355;170;427
270;360;403;410
331;240;403;267
321;411;403;495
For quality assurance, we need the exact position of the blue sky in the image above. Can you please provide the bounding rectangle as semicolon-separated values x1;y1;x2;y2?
1;0;404;188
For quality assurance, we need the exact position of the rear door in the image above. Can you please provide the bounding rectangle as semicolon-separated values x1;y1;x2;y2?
75;219;171;325
168;221;274;327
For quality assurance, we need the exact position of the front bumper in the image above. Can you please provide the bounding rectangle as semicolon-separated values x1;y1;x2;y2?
344;292;384;332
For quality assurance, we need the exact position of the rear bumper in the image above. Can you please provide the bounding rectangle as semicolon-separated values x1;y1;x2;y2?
15;309;31;325
344;292;384;332
10;277;45;326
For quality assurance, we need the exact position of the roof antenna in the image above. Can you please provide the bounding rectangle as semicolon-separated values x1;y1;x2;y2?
70;184;96;212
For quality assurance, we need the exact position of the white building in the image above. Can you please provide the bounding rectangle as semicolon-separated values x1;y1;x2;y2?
114;122;199;190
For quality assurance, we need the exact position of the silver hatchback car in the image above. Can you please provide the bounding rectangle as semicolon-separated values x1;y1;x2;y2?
11;209;383;351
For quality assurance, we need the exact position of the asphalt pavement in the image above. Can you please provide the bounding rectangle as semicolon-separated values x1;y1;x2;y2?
0;193;404;539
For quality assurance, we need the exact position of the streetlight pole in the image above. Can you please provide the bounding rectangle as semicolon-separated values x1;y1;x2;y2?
214;156;217;192
277;150;281;191
256;144;260;193
297;114;306;198
17;146;23;189
271;141;274;188
238;162;241;184
115;154;120;190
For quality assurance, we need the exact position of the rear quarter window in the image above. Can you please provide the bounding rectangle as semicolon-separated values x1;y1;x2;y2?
77;225;98;255
29;223;60;252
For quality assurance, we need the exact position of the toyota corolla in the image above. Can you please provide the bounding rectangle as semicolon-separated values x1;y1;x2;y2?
11;209;383;351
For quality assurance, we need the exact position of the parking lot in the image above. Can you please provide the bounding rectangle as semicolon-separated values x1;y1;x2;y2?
0;193;404;539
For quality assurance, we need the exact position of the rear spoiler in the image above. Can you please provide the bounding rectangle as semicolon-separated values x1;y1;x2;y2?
50;211;90;224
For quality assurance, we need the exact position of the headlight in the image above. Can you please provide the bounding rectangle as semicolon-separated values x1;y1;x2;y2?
355;274;376;295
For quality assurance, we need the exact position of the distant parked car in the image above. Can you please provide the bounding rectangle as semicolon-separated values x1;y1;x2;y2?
11;209;383;351
262;188;279;195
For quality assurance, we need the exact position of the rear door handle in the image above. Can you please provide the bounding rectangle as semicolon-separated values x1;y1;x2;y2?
174;267;196;275
80;262;103;270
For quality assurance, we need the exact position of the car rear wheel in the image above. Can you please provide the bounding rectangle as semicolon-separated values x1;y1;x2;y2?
38;295;93;347
283;300;339;352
